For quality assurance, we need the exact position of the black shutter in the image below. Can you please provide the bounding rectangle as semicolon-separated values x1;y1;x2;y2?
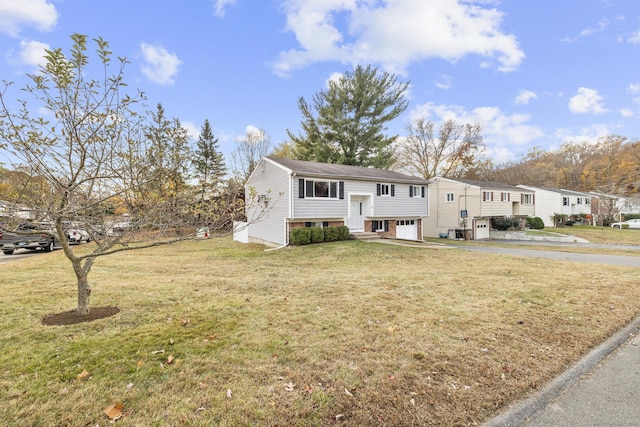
306;180;314;198
339;181;344;199
391;185;395;197
409;186;413;197
384;220;389;232
421;186;425;197
298;179;305;198
376;183;381;196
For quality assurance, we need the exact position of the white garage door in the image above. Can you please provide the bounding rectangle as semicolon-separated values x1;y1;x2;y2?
475;219;490;239
396;219;417;240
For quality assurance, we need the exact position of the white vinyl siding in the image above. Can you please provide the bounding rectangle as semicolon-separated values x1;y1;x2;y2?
245;159;291;245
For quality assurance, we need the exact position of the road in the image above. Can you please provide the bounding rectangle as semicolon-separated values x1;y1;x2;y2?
0;249;54;264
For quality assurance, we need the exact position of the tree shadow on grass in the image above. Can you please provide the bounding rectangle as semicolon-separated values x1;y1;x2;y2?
42;306;120;326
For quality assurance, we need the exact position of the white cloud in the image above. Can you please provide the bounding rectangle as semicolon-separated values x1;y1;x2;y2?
620;108;635;118
213;0;237;18
7;39;50;69
554;124;611;144
140;43;182;85
181;121;200;139
627;31;640;44
433;74;452;90
409;102;544;162
0;0;57;37
568;87;607;114
628;83;640;94
272;0;524;76
515;89;538;105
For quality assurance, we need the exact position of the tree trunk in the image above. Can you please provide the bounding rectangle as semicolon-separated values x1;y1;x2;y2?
74;262;91;315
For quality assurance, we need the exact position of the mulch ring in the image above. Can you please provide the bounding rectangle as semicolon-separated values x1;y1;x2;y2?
42;306;120;326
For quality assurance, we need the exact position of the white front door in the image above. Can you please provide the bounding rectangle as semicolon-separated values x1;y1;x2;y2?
348;198;365;231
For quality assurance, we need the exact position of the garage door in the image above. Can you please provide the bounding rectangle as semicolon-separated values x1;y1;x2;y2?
396;219;417;240
475;219;490;239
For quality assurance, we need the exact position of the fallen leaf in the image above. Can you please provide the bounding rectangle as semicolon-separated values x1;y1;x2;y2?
284;382;295;392
76;370;90;380
103;403;124;421
227;389;232;398
344;388;354;397
151;349;165;354
166;355;174;365
137;360;144;367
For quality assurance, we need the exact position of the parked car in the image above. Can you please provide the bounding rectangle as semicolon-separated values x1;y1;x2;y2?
196;227;210;239
0;222;56;255
62;221;91;244
610;219;640;229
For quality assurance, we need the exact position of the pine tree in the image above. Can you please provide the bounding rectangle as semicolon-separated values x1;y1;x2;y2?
193;119;226;201
287;65;409;169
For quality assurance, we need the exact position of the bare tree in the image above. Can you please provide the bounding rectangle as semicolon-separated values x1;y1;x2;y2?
395;118;484;179
230;126;271;181
0;34;263;316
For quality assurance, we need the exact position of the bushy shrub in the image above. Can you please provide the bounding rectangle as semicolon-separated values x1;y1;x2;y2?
324;226;339;242
290;227;311;245
491;217;520;230
310;226;324;243
337;225;351;241
526;217;545;229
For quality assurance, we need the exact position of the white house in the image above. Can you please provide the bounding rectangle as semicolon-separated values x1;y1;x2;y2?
517;186;593;227
424;177;535;239
241;157;430;247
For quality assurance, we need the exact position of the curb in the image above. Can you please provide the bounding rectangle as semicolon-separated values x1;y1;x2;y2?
483;315;640;427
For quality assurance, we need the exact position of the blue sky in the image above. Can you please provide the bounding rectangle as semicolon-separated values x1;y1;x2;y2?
2;0;640;169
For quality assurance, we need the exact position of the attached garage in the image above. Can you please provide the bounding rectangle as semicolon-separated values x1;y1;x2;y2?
475;219;490;239
396;219;418;240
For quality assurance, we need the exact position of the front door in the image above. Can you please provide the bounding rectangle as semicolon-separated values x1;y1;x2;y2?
348;198;365;231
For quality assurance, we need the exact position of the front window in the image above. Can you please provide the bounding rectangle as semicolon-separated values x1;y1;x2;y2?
303;179;339;198
446;192;454;202
377;183;394;197
411;185;423;198
563;197;569;206
522;194;533;204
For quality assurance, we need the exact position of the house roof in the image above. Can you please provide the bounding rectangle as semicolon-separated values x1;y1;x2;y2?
518;185;592;197
433;176;532;192
265;157;429;184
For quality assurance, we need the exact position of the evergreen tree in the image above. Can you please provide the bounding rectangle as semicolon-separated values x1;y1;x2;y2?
287;65;409;169
193;119;226;200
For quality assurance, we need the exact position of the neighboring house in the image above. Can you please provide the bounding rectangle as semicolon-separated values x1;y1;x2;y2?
517;186;593;227
0;200;33;220
240;157;429;247
424;177;535;240
589;192;640;225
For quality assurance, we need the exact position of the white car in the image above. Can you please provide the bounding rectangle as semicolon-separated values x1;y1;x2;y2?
611;219;640;229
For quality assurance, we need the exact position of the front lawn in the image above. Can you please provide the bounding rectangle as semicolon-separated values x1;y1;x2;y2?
1;237;638;426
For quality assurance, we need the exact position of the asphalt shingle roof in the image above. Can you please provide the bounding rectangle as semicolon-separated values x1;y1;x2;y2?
267;157;429;184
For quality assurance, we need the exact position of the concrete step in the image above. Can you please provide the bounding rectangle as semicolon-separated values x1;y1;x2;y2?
350;232;381;241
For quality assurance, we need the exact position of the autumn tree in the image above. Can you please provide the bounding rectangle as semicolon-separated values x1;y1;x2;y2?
395;118;484;179
0;34;261;316
287;65;409;168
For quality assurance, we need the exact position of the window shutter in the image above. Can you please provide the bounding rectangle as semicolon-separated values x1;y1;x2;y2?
384;220;389;232
306;180;314;198
298;179;305;198
533;194;535;204
391;185;395;197
421;186;425;197
483;192;486;202
491;192;494;201
409;186;413;197
339;181;344;199
377;183;381;196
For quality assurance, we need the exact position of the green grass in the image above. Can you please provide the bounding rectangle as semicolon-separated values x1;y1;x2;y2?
1;237;639;426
